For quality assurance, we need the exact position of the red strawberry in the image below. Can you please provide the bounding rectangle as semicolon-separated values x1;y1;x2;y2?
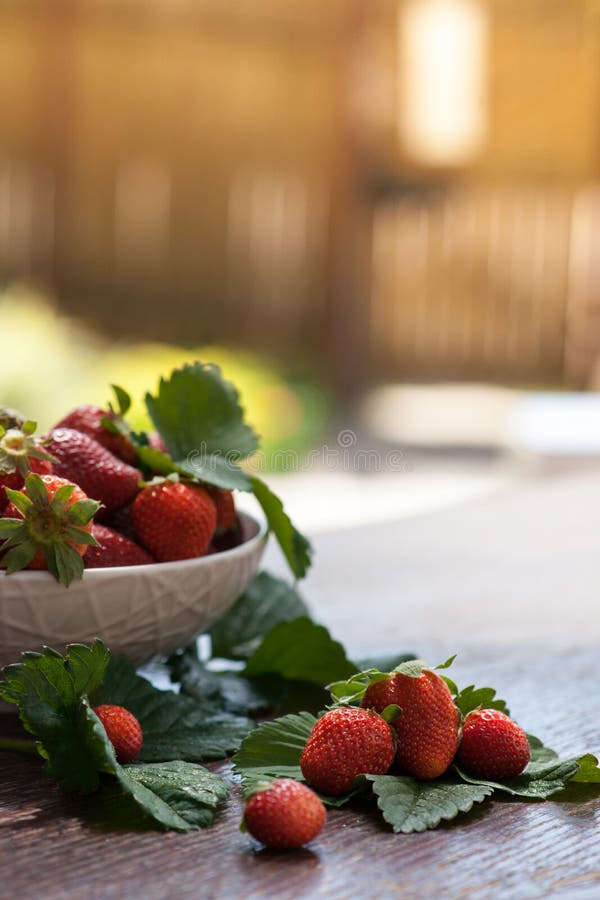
131;480;217;562
46;428;141;514
84;524;154;568
456;709;530;780
0;456;53;513
0;474;100;584
300;707;395;796
362;669;459;779
55;404;138;464
208;487;236;534
147;431;168;454
243;779;326;850
92;704;143;763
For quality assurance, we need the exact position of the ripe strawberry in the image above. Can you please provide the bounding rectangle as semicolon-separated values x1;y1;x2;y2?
456;709;530;780
92;704;143;763
147;431;168;454
0;474;100;585
362;669;459;779
300;707;395;795
0;456;53;513
55;397;138;465
243;779;326;850
131;480;217;562
208;487;236;534
84;524;154;568
47;428;141;514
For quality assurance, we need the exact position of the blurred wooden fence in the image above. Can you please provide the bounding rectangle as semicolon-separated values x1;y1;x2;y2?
1;0;600;390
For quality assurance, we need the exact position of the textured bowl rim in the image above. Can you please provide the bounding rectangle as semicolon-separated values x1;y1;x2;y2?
0;511;268;582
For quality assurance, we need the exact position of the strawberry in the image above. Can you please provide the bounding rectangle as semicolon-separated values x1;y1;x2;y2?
300;707;395;795
243;779;326;850
46;428;141;514
131;479;217;562
147;431;168;454
0;421;55;513
0;473;100;585
362;669;459;779
0;456;53;513
84;524;154;568
456;709;530;780
208;487;236;534
92;704;143;763
55;404;138;464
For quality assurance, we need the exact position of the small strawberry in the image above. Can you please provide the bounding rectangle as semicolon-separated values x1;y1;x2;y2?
362;668;459;779
55;386;138;464
456;709;530;780
243;779;326;850
300;707;395;796
84;524;155;568
55;404;137;464
47;428;141;514
92;704;143;763
0;421;55;513
0;473;100;585
208;487;237;534
131;479;217;562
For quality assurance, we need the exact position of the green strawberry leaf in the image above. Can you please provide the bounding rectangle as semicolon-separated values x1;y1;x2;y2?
233;711;315;790
571;753;600;783
93;655;254;761
250;477;313;579
367;775;493;833
110;384;132;417
453;684;509;717
527;733;559;764
209;572;309;661
354;652;417;673
144;363;258;490
168;644;280;715
117;761;229;831
0;641;111;792
244;617;356;685
454;757;580;799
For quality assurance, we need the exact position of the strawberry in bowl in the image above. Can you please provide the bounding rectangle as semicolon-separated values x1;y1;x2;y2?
0;363;311;666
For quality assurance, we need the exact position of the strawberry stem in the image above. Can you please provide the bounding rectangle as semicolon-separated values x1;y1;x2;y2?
0;736;38;755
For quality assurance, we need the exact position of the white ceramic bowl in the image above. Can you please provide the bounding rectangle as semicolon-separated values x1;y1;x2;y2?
0;512;267;669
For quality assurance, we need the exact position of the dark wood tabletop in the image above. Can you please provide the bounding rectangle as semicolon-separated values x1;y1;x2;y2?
2;468;600;899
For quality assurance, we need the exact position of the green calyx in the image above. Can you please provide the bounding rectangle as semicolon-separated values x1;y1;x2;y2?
0;422;55;477
0;473;101;586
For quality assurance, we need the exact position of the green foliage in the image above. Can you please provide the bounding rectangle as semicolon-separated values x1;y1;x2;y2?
93;655;254;762
453;684;509;717
368;775;493;833
0;641;231;830
209;572;308;661
250;477;313;580
144;362;258;488
244;617;355;685
0;641;111;792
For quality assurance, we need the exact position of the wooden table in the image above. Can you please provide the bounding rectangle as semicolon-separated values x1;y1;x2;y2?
2;467;600;899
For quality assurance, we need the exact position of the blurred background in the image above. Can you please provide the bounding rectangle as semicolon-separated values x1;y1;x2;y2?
2;0;600;534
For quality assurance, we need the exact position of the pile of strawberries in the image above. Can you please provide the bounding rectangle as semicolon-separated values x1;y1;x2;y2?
244;667;531;850
0;403;238;582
